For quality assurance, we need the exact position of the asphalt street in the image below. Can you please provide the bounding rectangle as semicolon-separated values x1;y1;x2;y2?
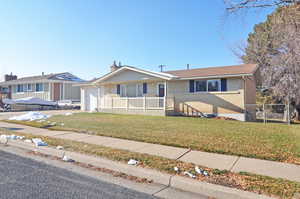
0;150;157;199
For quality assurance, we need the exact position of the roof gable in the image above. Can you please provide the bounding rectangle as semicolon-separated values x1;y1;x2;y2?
93;66;175;84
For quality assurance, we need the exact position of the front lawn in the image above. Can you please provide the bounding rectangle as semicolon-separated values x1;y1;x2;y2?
7;112;300;164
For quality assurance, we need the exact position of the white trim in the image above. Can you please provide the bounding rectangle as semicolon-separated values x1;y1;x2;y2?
179;73;253;80
93;66;174;84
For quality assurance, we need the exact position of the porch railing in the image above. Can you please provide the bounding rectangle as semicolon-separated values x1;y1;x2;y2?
99;96;174;110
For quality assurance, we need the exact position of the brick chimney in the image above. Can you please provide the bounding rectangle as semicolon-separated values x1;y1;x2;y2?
110;61;121;72
4;73;17;81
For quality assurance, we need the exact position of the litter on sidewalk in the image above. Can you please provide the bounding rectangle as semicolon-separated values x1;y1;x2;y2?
184;171;196;179
174;167;180;172
65;112;73;116
56;146;64;150
0;135;8;144
62;155;75;162
24;139;32;143
127;159;139;165
1;134;25;140
32;138;48;147
195;166;209;176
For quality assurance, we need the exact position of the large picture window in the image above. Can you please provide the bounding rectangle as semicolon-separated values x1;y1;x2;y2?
194;79;221;92
207;80;221;92
195;80;207;92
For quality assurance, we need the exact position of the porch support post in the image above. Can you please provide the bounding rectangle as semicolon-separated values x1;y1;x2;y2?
143;96;146;111
164;81;167;111
97;86;100;111
126;97;129;110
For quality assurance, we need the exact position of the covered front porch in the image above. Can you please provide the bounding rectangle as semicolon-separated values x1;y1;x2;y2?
96;80;175;115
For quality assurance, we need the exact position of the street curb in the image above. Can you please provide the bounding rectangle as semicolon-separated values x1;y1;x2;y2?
5;140;275;199
170;176;273;199
6;140;172;186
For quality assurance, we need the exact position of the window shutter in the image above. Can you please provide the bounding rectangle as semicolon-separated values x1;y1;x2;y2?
221;78;227;91
143;83;147;94
189;80;195;93
117;84;120;95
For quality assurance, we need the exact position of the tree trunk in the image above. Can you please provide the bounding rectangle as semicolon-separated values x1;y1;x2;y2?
296;108;300;121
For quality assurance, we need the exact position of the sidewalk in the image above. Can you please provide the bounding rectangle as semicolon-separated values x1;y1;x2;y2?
1;121;300;183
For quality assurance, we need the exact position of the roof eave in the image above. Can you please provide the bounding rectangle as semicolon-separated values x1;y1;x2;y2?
175;73;254;80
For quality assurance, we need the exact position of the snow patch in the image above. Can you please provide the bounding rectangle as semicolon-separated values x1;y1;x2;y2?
64;112;73;116
9;112;51;121
127;159;139;165
32;138;48;147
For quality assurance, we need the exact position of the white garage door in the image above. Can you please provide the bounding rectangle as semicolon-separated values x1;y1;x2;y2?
85;88;98;112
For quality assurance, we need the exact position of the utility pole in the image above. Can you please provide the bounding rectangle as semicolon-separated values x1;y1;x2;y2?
158;65;166;72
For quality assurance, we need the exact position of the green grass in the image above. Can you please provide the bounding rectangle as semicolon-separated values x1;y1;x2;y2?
1;129;300;199
5;112;300;164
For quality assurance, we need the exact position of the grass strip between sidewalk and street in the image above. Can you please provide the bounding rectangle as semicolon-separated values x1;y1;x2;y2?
1;128;300;199
4;112;300;165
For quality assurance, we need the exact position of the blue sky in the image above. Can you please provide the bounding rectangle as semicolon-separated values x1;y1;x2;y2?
0;0;273;81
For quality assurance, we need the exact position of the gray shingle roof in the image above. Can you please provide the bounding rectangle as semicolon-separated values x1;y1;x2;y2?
0;72;85;86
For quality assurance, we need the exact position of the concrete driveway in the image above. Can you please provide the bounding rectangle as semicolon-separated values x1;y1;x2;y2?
0;110;82;120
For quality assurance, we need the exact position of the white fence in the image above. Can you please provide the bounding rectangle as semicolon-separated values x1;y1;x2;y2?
99;97;174;110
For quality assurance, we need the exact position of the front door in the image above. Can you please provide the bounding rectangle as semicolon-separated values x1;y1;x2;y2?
53;83;61;101
158;84;165;97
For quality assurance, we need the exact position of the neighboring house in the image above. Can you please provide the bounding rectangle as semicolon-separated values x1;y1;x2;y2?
0;72;84;103
80;62;258;121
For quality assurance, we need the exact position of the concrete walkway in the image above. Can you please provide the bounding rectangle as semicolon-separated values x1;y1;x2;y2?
1;121;300;183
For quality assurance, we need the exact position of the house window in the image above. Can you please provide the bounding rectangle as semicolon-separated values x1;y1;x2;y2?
120;85;126;97
136;84;143;97
195;80;207;92
27;84;32;91
207;79;221;92
193;79;221;92
17;84;24;93
35;83;44;92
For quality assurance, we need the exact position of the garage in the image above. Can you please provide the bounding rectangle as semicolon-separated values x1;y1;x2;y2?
84;87;98;112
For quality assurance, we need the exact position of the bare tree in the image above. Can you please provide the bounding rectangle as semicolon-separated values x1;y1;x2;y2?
231;3;300;120
224;0;299;12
